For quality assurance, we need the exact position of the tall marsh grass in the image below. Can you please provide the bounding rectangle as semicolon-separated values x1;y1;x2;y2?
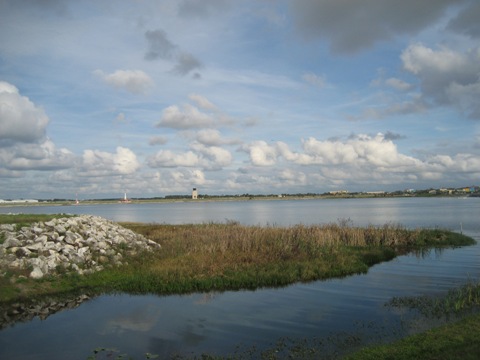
124;221;468;258
0;219;474;302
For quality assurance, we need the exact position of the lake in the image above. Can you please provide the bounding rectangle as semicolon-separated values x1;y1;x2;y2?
0;197;479;359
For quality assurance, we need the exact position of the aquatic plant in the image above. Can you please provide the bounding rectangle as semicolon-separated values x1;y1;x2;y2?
345;313;480;360
387;281;480;318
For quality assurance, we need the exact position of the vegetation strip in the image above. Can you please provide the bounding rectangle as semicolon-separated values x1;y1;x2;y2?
0;214;475;304
345;312;480;360
387;281;480;318
0;214;478;358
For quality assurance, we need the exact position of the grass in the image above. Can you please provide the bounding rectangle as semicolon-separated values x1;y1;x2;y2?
0;217;474;303
0;213;73;229
345;313;480;360
387;281;480;318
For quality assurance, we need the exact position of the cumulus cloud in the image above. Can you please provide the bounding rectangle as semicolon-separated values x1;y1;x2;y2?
401;44;480;118
147;150;200;168
195;129;239;146
237;134;480;190
94;69;153;94
243;134;422;170
156;104;215;129
80;146;140;176
190;143;232;169
170;169;208;187
290;0;459;54
0;81;49;145
242;141;278;166
148;143;232;170
0;139;74;171
0;81;74;173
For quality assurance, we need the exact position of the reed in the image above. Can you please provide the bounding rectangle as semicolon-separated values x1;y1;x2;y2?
0;219;475;302
83;222;473;296
387;281;480;318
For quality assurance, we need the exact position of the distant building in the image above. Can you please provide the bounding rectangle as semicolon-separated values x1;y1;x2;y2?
192;188;198;199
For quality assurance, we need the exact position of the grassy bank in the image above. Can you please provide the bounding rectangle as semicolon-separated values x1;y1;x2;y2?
347;309;480;360
0;215;475;303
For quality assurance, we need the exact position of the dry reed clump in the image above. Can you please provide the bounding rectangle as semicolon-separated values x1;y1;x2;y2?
126;221;421;259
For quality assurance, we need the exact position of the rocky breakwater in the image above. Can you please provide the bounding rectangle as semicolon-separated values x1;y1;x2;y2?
0;215;160;279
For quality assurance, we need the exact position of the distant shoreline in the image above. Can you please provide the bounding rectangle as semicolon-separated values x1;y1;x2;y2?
0;192;477;208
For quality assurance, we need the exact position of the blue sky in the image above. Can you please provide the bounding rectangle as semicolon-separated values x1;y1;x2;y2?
1;0;479;199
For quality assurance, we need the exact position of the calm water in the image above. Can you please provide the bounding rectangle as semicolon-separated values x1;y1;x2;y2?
0;197;479;359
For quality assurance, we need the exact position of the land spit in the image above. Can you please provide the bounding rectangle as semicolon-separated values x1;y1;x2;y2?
0;215;160;279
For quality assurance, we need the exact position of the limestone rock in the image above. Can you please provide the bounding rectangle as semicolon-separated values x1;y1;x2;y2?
0;215;160;278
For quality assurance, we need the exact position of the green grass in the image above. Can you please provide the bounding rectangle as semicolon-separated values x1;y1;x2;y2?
345;313;480;360
387;281;480;318
0;218;475;303
0;213;73;226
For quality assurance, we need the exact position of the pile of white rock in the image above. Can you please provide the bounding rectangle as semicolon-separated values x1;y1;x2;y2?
0;215;160;279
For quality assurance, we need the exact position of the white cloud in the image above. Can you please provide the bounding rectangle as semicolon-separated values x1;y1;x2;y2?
242;141;278;166
190;143;232;169
156;104;215;129
0;81;74;173
195;129;239;146
94;69;154;94
0;81;49;144
0;139;74;171
80;146;140;176
196;129;223;146
148;143;232;170
147;150;200;168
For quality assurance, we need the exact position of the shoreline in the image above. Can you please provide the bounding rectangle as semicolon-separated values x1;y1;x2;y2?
0;193;476;208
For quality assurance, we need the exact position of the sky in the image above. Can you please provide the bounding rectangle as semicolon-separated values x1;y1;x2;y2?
1;0;480;199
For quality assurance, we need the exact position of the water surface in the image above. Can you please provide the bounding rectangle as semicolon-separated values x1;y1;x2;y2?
0;197;478;359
